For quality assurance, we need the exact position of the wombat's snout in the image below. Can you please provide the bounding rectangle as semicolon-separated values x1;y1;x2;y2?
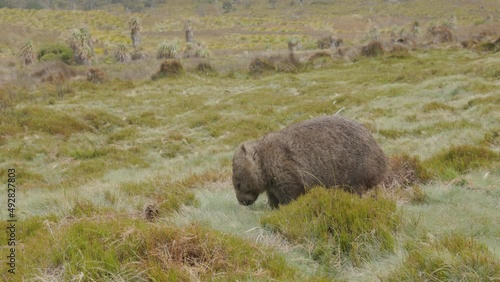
238;198;254;206
236;193;257;206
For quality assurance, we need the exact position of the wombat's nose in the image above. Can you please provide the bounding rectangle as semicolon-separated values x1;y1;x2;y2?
238;199;252;206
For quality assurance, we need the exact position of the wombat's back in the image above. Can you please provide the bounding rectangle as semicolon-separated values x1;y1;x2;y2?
258;115;387;193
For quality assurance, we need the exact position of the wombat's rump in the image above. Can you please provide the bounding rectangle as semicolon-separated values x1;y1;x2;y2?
232;115;387;208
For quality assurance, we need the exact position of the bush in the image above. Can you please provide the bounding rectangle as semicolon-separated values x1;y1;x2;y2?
37;43;73;64
87;68;107;84
261;188;401;266
249;54;300;74
361;41;385;57
387;234;500;281
196;62;216;74
151;60;184;80
157;39;180;59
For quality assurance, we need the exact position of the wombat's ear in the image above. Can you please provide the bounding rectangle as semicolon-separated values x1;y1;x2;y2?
240;143;248;155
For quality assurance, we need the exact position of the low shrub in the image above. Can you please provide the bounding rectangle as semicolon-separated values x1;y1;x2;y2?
196;62;216;74
87;68;107;84
361;41;385;57
261;188;401;266
37;43;73;64
151;60;184;80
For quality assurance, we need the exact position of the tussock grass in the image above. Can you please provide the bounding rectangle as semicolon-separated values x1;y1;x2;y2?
424;145;499;180
387;234;500;281
261;188;401;267
0;218;300;281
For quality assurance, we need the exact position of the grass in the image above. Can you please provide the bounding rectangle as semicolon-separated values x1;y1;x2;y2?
424;145;499;180
261;188;401;268
387;234;500;281
0;1;499;280
0;218;302;281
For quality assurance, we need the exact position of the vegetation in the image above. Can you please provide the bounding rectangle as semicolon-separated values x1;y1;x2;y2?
387;234;500;281
37;43;73;64
20;40;35;65
0;0;499;280
261;188;401;267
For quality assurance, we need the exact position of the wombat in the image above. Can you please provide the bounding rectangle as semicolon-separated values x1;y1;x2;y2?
232;115;387;208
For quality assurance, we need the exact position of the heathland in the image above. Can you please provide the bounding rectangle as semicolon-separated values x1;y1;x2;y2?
0;0;499;280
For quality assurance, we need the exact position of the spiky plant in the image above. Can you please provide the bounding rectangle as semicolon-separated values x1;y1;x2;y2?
366;27;381;41
70;28;94;65
409;21;422;39
113;44;131;62
20;40;35;65
131;48;147;60
184;20;194;43
390;25;405;39
195;44;210;58
287;37;301;52
444;14;458;29
157;39;180;59
129;17;142;48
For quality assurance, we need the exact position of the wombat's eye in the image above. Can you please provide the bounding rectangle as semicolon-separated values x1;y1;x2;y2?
236;183;241;190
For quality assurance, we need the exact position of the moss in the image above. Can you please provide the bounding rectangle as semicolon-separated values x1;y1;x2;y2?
261;188;401;266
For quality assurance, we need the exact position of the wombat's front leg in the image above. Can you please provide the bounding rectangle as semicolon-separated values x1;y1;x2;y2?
266;191;280;209
267;184;304;208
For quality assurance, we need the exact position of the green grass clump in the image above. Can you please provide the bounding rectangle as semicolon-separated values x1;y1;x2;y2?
387;234;500;281
261;188;401;266
5;218;299;281
424;145;499;180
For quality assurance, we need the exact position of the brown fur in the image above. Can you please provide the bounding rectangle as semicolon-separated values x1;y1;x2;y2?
232;115;388;208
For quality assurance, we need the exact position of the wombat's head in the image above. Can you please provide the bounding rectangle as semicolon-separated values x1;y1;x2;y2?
232;142;265;206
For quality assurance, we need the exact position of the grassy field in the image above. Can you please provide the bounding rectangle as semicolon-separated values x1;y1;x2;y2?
0;0;499;281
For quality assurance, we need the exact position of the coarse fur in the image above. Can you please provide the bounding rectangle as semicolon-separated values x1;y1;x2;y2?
232;115;388;208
